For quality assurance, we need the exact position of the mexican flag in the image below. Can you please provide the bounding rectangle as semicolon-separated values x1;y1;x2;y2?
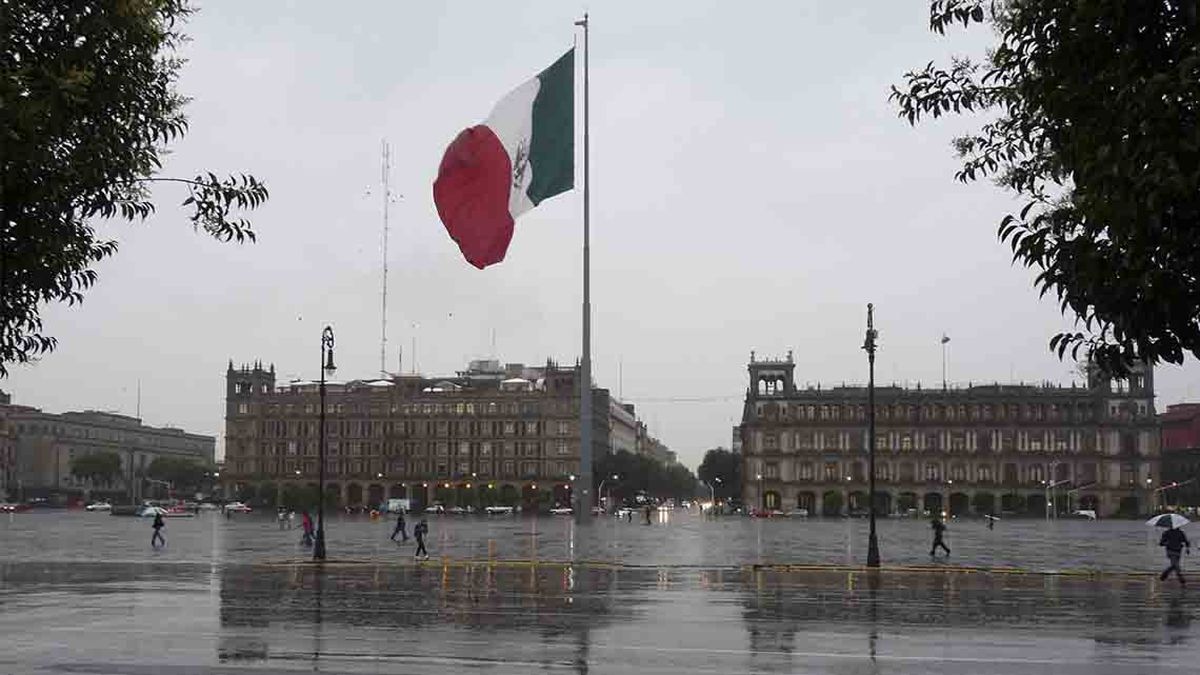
433;49;575;269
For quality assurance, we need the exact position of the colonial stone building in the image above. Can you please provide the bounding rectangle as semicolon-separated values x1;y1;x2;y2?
222;359;611;509
0;393;215;502
740;353;1159;518
1160;403;1200;508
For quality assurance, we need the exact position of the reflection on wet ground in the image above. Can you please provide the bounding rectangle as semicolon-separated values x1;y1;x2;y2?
0;559;1196;674
2;511;1197;673
0;509;1183;572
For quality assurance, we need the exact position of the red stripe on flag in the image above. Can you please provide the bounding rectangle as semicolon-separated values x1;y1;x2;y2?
432;125;514;269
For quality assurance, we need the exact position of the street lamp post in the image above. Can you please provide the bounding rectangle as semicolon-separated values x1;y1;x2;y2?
314;326;336;561
863;303;881;567
598;473;619;513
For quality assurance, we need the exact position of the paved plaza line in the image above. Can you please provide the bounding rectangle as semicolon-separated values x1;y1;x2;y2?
254;556;1162;578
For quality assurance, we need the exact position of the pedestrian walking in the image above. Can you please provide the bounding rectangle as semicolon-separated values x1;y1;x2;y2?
391;510;408;542
300;510;314;547
930;518;950;557
1160;524;1191;585
644;505;653;525
277;508;288;530
987;512;996;531
414;518;429;560
151;511;166;548
287;510;296;529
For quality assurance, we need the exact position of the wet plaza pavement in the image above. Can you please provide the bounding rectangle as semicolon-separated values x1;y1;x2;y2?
2;510;1198;673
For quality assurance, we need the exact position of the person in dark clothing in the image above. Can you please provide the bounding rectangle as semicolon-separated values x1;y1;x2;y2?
930;518;950;557
151;512;166;548
987;513;995;531
414;518;429;560
300;511;314;547
1160;525;1191;584
391;511;408;542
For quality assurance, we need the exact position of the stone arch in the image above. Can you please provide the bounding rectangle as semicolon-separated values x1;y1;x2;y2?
1026;493;1047;516
388;484;407;500
971;491;996;515
367;484;385;508
1118;495;1139;516
923;492;943;515
948;492;970;516
346;483;364;507
821;490;843;516
1000;492;1024;514
848;491;868;514
873;491;892;515
897;492;919;514
499;484;520;506
796;491;816;514
1078;494;1100;511
323;483;340;508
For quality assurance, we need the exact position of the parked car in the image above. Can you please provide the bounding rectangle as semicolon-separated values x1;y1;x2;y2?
85;501;113;512
224;502;252;513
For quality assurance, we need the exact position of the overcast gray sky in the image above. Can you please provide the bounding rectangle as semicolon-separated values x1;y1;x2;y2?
6;1;1199;468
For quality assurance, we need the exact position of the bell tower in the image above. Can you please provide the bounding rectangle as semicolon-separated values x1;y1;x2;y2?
747;350;795;400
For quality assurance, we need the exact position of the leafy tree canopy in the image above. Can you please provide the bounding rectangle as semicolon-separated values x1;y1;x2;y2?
891;0;1200;375
69;450;123;485
1;0;268;375
146;455;210;491
697;447;742;500
593;450;699;503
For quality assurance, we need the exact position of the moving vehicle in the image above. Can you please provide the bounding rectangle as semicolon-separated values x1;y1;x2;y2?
224;502;252;513
549;507;573;516
424;504;445;514
85;501;113;512
0;503;31;513
484;505;514;515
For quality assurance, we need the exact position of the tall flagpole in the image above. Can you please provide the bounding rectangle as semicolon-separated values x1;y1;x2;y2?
575;13;593;519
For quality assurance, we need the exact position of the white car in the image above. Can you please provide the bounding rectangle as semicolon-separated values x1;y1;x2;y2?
484;505;514;515
224;502;252;513
549;507;573;516
425;504;445;514
85;502;112;512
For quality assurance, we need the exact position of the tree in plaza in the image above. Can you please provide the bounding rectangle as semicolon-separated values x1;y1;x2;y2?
891;1;1200;375
0;1;268;375
69;451;123;489
697;448;742;501
145;455;210;493
593;450;700;504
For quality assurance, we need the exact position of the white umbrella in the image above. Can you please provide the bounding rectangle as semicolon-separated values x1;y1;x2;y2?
983;514;1000;521
1146;513;1190;528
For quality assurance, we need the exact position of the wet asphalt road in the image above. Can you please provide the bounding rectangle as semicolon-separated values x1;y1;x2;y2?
1;510;1197;674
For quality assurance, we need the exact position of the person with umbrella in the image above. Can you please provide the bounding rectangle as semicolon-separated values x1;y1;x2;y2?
1150;513;1191;585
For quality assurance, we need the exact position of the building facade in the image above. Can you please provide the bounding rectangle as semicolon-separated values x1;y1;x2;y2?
740;353;1159;518
0;395;215;502
222;359;612;509
1160;403;1200;508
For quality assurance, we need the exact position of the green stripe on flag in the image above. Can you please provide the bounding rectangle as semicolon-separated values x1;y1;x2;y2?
526;48;574;205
